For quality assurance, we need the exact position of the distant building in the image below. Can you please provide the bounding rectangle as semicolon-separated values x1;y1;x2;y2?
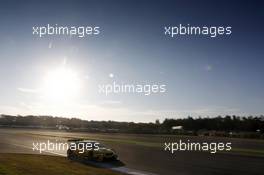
172;126;183;130
56;125;70;130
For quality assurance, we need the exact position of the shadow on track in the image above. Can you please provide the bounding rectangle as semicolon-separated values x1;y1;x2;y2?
69;157;126;169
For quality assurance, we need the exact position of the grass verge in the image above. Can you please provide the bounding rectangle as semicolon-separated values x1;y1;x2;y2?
0;153;123;175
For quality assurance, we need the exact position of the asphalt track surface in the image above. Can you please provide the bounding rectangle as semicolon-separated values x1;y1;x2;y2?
0;128;263;175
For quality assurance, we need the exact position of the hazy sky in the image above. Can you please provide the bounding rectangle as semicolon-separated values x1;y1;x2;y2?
0;0;263;122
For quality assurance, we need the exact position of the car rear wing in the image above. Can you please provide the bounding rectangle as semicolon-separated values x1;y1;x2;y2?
67;138;84;142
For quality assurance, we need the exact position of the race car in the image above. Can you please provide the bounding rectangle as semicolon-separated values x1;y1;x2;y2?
67;139;118;162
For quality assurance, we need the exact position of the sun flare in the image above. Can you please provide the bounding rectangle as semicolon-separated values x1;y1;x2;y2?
42;67;81;102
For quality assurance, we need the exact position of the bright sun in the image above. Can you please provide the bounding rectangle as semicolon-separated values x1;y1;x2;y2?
42;67;81;102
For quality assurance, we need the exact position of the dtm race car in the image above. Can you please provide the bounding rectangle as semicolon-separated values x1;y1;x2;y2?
67;139;118;162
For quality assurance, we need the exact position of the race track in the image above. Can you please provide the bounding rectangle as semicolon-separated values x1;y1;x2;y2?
0;128;263;175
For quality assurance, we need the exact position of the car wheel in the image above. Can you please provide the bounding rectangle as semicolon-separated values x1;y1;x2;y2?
67;150;75;160
87;151;93;160
97;155;104;162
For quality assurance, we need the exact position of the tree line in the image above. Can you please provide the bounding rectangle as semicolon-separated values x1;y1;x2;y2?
0;114;263;137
